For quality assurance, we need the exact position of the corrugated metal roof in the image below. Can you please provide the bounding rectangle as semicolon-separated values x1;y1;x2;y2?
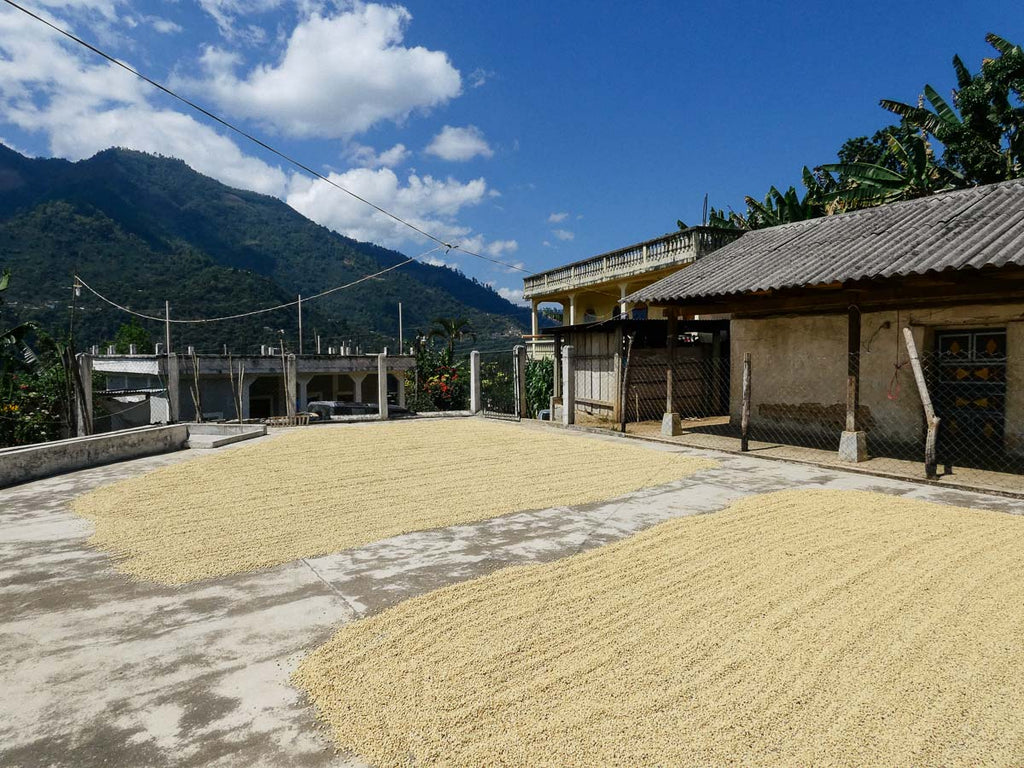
629;179;1024;304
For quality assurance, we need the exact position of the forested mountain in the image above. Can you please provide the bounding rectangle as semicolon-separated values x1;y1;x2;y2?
0;143;531;353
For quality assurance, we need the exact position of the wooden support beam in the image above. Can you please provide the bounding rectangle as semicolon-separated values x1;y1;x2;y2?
902;327;940;479
740;352;751;452
665;310;677;414
846;305;861;432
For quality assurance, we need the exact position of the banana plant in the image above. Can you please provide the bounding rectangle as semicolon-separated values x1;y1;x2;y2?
742;167;836;228
818;133;963;206
879;34;1024;184
0;269;37;377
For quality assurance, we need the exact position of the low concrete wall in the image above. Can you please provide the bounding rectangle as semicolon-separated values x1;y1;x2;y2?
0;425;189;489
186;423;267;437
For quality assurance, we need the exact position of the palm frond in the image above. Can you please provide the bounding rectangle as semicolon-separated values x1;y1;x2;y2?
879;99;943;135
923;85;961;127
985;33;1022;56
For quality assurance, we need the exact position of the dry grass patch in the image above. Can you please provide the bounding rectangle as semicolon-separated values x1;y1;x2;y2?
295;489;1024;767
71;419;714;583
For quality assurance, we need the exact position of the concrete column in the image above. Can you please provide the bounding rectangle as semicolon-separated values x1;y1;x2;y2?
377;353;388;420
240;375;253;420
568;294;577;326
514;344;528;418
297;374;314;412
350;373;366;403
562;344;575;426
531;299;540;336
396;372;406;408
470;350;482;413
165;353;180;423
76;353;93;436
619;283;629;319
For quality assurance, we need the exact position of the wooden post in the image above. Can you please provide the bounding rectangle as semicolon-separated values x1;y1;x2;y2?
740;352;751;452
846;305;861;432
903;327;940;479
619;332;634;433
561;344;575;426
283;353;298;418
665;311;677;414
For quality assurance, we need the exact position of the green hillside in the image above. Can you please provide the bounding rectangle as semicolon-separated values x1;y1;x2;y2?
0;144;531;353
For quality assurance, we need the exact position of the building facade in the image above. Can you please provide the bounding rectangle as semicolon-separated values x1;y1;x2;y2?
630;180;1024;474
90;351;416;428
521;227;741;357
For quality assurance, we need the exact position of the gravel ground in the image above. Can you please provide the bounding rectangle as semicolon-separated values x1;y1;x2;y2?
294;488;1024;767
70;419;715;584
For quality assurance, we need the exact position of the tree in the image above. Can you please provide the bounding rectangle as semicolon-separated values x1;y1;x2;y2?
428;317;475;360
741;168;839;229
111;318;153;354
879;34;1024;184
0;269;35;376
819;132;963;206
837;123;918;171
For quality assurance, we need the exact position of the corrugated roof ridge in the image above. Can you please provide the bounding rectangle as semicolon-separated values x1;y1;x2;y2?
739;178;1024;238
627;178;1024;304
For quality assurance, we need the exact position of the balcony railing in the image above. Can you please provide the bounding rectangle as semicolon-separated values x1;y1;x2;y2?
522;227;743;300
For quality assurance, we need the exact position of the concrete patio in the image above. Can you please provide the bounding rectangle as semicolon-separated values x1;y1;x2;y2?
1;421;1021;767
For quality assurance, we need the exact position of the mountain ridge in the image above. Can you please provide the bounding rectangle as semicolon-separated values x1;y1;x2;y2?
0;143;531;353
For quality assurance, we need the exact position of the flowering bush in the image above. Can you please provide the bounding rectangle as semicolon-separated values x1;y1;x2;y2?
407;344;469;411
422;364;468;410
0;366;68;448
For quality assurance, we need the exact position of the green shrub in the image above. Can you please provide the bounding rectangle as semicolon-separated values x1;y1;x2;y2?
525;357;554;418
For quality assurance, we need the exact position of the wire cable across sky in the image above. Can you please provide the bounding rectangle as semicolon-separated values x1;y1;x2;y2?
73;246;448;324
0;0;536;278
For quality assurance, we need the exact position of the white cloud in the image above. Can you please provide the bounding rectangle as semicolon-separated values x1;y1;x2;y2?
468;67;493;88
484;240;518;257
32;0;124;21
495;286;527;306
0;3;508;272
149;18;183;35
196;0;283;42
345;141;410;169
547;211;568;223
552;228;575;241
185;4;462;138
0;5;289;196
425;125;493;162
286;167;490;248
542;240;552;247
424;254;459;269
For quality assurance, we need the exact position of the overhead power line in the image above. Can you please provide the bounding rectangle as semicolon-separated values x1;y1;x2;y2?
75;248;436;324
0;0;535;278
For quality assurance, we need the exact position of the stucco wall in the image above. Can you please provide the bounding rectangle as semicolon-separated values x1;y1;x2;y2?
729;314;847;438
730;303;1024;456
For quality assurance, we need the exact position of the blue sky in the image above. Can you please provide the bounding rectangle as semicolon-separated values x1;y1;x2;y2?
0;0;1022;304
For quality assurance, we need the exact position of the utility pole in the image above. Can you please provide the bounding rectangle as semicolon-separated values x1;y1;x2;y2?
298;294;303;355
398;302;403;352
164;300;171;353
